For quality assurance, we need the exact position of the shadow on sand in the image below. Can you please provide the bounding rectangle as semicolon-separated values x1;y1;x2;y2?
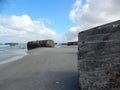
0;71;79;90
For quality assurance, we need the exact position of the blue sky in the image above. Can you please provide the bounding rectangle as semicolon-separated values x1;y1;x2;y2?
0;0;120;43
1;0;77;34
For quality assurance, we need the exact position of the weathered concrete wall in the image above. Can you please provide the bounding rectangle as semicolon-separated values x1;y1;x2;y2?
78;20;120;90
27;40;54;50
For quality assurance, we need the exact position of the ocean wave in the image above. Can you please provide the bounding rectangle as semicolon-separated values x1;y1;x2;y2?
0;43;27;64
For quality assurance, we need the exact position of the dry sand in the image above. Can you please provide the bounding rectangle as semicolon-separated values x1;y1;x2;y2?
0;46;79;90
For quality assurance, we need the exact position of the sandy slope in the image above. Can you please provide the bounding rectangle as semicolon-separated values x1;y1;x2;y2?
0;46;79;90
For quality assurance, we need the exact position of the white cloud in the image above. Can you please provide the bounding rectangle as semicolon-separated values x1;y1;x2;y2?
0;14;59;43
38;18;53;25
1;0;120;43
65;26;80;41
67;0;120;41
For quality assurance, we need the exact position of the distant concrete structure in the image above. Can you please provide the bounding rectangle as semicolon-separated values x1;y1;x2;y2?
67;41;78;46
27;40;54;50
78;20;120;90
5;43;18;46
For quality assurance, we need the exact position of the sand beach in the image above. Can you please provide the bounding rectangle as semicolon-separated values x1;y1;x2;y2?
0;46;78;90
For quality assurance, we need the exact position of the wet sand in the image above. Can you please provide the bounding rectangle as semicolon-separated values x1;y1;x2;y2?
0;46;79;90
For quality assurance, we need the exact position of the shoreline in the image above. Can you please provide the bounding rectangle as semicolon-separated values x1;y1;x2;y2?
0;53;27;64
0;49;27;65
0;45;77;65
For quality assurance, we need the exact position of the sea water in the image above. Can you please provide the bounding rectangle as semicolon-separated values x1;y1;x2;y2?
0;43;67;64
0;43;27;64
